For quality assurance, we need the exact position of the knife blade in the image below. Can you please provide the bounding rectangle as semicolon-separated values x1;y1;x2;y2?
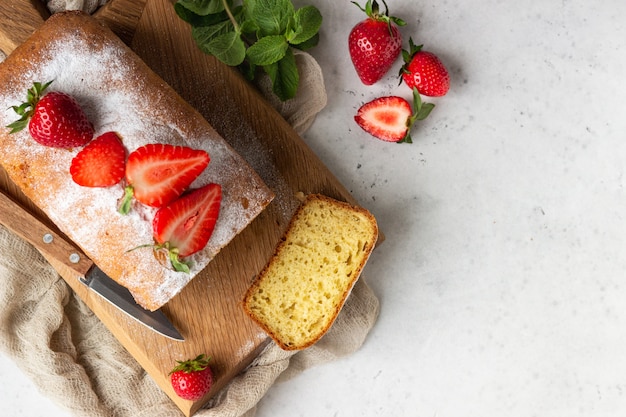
0;189;184;341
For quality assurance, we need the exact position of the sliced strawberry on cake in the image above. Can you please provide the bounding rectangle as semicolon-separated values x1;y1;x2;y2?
152;183;222;272
120;143;210;214
70;131;126;187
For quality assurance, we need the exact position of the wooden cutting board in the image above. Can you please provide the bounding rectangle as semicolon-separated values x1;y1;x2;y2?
0;0;365;416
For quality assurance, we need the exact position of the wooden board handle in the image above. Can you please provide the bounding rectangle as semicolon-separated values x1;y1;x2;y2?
0;189;93;278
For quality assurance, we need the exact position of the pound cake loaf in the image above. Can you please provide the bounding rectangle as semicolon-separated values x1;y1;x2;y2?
242;194;378;350
0;12;274;311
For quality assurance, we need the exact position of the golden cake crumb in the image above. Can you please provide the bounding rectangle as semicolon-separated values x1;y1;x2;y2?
243;194;378;350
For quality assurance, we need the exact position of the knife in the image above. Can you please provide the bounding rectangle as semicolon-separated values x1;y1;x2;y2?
0;189;184;341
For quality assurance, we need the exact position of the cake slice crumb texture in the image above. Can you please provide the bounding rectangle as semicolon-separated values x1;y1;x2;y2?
243;194;378;350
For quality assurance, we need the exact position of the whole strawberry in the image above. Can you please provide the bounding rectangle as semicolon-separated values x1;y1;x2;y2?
169;354;214;401
399;38;450;97
7;81;94;147
349;0;406;85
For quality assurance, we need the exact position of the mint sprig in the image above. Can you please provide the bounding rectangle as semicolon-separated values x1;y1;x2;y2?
175;0;322;102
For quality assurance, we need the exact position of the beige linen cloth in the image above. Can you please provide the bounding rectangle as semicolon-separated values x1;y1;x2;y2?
0;2;380;417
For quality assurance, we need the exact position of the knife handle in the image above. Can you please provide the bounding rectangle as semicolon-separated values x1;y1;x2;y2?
0;189;93;278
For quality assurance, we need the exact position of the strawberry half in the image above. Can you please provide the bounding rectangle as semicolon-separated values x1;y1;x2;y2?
399;38;450;97
349;0;406;85
120;144;210;214
152;183;222;272
7;81;94;148
70;132;126;187
354;88;435;143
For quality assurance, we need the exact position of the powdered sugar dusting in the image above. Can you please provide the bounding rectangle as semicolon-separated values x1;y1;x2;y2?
0;18;273;310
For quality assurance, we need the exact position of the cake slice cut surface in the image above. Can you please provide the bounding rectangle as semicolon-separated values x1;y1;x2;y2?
243;194;378;350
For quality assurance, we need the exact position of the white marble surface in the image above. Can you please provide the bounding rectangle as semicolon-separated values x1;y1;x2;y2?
3;0;626;415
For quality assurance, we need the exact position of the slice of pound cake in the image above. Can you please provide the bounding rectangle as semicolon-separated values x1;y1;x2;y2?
242;194;378;350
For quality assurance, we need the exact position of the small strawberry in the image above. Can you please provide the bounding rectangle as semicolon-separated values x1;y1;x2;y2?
349;0;406;85
152;183;222;272
354;88;434;143
7;81;94;147
119;144;209;214
399;38;450;97
169;354;214;401
70;132;126;187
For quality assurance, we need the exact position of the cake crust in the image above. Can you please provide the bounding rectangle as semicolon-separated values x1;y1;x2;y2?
0;12;274;311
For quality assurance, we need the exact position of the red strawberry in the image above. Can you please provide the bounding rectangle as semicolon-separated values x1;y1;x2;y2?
119;144;209;214
70;132;126;187
400;38;450;97
7;81;94;147
169;354;214;401
354;88;434;143
152;183;221;272
349;0;406;85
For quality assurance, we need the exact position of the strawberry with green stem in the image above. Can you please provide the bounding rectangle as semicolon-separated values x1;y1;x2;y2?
7;81;94;148
354;88;434;143
399;38;450;97
169;354;214;401
349;0;406;85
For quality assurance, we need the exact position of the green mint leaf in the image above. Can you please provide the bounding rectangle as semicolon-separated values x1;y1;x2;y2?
240;61;257;81
177;0;322;102
288;6;322;45
239;18;259;35
251;0;295;36
176;0;225;16
178;6;230;27
246;35;288;66
264;48;299;101
292;33;319;51
210;32;247;66
192;19;232;44
175;4;201;25
242;0;257;22
199;30;247;66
